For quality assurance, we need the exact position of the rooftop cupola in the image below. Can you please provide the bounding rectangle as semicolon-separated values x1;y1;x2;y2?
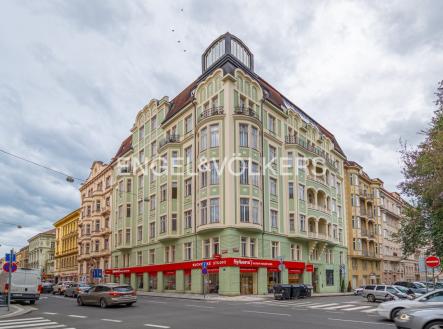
201;32;254;73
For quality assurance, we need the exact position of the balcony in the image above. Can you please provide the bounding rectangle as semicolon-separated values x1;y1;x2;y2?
159;134;180;148
285;135;338;170
234;106;259;120
199;106;224;122
308;203;331;215
196;221;224;233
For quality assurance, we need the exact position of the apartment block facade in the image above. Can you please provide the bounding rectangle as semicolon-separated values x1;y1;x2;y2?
54;209;80;282
28;229;56;279
107;33;348;295
345;161;383;288
78;161;114;282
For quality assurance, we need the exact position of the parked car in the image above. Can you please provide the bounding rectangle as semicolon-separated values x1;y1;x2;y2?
53;281;75;295
362;284;412;302
64;283;92;298
395;281;428;295
41;282;54;294
0;268;41;304
376;289;443;320
354;285;366;295
77;284;136;308
394;308;443;329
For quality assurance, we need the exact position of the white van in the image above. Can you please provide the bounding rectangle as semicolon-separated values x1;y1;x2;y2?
0;268;41;304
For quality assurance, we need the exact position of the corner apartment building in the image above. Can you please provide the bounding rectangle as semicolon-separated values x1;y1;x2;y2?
78;161;115;282
54;209;80;282
16;245;29;268
344;161;383;288
28;229;56;279
107;33;348;295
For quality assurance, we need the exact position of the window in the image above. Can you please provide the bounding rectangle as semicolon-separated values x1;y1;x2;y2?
138;149;144;164
298;184;305;201
151;115;157;130
251;162;259;187
95;240;99;252
150;195;156;210
138;200;143;216
289;214;295;232
251;126;258;149
137;226;143;242
149;222;155;238
288;182;294;199
185;178;192;196
125;228;130;244
171;182;177;199
171;214;177;232
210;198;220;223
138;174;144;189
185;210;192;229
200;127;207;151
149;249;155;264
210;161;219;185
151;141;157;157
127;179;132;193
139;125;144;140
185;146;192;165
200;200;208;225
250;238;256;257
271;210;278;228
126;204;131;218
251;199;259;224
95;220;100;232
241;237;247;257
184;242;192;260
210;124;219;147
150;166;156;183
239;124;248;147
287;152;294;168
240;160;249;185
160;216;167;234
203;239;210;258
270;177;277;195
299;214;306;232
185;115;193;133
326;269;334;286
268;114;275;132
269;145;276;162
271;241;279;259
137;251;142;266
160;184;167;202
240;198;249;222
160;154;167;172
200;168;208;188
171;151;178;168
213;238;219;255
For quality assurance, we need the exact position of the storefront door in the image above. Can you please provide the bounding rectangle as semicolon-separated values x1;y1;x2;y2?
208;272;219;294
240;273;254;295
149;273;157;291
312;268;319;293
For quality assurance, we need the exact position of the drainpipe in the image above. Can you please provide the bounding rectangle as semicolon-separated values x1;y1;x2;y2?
260;96;266;259
192;98;198;260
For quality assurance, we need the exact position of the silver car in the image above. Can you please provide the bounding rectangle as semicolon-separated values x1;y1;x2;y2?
377;289;443;320
363;284;410;302
77;284;136;308
394;308;443;329
64;283;92;298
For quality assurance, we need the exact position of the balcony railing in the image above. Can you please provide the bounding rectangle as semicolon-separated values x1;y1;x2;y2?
159;134;180;148
308;203;331;214
285;135;337;170
199;106;224;121
234;106;259;119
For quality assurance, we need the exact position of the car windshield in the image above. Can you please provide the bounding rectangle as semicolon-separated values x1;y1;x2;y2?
393;285;409;293
113;286;132;292
414;282;426;288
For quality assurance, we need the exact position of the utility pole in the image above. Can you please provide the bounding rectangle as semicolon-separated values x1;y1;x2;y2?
7;249;13;312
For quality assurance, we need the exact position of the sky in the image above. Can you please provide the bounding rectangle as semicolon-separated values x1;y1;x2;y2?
0;0;442;256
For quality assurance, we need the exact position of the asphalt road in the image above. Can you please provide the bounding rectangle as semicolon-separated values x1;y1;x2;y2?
2;294;396;329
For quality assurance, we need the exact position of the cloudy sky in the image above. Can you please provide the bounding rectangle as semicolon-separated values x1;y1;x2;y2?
0;0;442;256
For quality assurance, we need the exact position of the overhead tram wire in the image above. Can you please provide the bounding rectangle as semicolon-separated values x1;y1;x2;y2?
0;148;84;183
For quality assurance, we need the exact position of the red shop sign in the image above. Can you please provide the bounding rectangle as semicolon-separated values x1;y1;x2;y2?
288;269;302;274
164;271;175;275
240;268;257;273
207;268;219;273
305;264;314;272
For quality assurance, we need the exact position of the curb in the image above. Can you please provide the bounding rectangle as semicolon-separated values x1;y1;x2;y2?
0;305;34;319
138;293;266;302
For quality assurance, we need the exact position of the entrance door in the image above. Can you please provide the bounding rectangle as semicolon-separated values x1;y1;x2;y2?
312;268;319;293
240;273;254;295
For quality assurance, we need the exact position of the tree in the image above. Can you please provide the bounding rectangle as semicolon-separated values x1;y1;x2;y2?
396;80;443;257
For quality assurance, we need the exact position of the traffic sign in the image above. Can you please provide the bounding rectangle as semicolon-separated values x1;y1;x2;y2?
202;261;208;269
202;268;208;275
425;256;441;268
5;253;16;263
3;262;17;273
92;269;103;278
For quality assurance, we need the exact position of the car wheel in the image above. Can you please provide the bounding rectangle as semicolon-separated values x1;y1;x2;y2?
424;321;443;329
390;308;403;320
126;303;134;307
29;300;35;305
367;294;376;302
77;297;84;306
100;298;108;309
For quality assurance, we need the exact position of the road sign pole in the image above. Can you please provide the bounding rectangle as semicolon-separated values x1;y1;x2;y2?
426;265;428;294
7;250;13;312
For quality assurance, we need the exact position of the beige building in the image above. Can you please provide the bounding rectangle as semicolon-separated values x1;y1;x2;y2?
78;159;118;282
28;229;56;279
345;161;383;288
54;209;80;282
16;245;29;268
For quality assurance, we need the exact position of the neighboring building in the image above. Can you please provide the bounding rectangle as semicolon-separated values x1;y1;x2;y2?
16;245;29;268
78;157;123;282
54;209;80;282
28;229;56;279
344;161;383;288
107;33;348;295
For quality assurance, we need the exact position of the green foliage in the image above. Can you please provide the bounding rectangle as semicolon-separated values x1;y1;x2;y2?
397;80;443;257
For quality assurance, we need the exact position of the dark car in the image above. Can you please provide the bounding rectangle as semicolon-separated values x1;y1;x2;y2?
41;282;54;294
395;281;428;295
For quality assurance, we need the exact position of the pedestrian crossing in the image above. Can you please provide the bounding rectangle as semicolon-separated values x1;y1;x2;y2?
252;300;378;314
0;317;75;329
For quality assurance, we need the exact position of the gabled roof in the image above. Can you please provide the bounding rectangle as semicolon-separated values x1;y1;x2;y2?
163;80;198;123
111;135;132;163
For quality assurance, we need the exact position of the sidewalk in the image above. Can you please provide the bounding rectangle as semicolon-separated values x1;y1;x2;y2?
0;305;33;319
137;291;354;301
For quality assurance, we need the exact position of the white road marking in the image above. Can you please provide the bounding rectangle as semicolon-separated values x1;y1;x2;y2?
67;315;87;319
322;304;356;310
144;324;170;328
42;313;58;315
243;310;291;316
362;308;378;313
185;304;215;309
101;319;122;323
344;305;374;311
309;303;339;308
328;318;394;326
25;325;66;329
0;322;59;329
0;318;44;323
0;319;51;326
145;300;168;304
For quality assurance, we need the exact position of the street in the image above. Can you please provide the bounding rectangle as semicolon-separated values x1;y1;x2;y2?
1;294;396;329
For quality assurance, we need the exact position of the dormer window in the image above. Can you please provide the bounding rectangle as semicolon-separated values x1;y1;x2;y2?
231;38;251;68
204;39;226;70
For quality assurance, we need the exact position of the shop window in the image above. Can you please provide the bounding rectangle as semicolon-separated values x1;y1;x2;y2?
184;272;191;291
326;269;334;286
164;272;176;290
